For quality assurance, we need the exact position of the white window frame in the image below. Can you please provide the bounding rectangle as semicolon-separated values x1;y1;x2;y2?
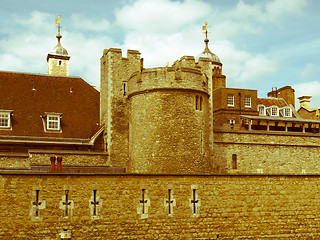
227;94;234;107
258;105;266;116
269;106;279;116
282;107;292;117
0;110;12;129
244;96;251;108
46;114;61;131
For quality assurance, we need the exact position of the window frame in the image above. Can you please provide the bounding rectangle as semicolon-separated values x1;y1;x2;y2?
0;110;12;129
258;105;266;116
270;106;279;116
244;96;251;108
45;113;62;131
282;107;292;117
227;94;234;107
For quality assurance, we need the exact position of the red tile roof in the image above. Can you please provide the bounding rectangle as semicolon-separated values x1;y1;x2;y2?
0;71;100;140
257;98;287;108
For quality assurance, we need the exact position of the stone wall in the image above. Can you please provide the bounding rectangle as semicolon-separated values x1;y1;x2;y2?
1;173;320;239
0;150;109;169
213;131;320;174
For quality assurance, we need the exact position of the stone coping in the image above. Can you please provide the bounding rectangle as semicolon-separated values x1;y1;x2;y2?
0;171;319;177
28;149;108;155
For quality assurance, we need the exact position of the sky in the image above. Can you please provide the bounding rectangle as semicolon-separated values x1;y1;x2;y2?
1;0;320;108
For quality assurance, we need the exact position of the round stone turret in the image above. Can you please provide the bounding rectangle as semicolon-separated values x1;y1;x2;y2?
127;56;213;174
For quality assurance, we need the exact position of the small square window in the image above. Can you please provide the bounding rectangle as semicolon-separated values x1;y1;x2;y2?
46;114;61;131
227;94;234;107
244;96;251;108
0;111;12;129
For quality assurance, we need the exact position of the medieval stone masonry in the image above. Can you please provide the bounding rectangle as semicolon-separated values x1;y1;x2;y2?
2;20;320;239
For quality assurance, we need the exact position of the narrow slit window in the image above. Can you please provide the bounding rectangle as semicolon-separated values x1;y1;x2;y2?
232;154;237;169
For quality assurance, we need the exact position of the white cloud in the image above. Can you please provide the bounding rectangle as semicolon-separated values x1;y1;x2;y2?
293;81;320;108
71;14;111;32
293;81;320;98
299;63;318;81
215;40;278;85
115;0;212;34
212;0;308;38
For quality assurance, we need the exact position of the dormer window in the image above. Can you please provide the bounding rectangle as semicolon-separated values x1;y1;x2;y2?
258;105;266;116
0;110;12;129
269;106;279;116
282;107;292;117
44;113;62;132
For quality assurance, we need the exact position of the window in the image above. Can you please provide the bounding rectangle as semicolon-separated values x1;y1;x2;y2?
258;105;266;116
45;113;62;131
270;106;279;116
283;107;292;117
227;94;234;107
0;111;12;129
228;119;235;125
244;96;251;108
232;154;237;169
195;95;203;111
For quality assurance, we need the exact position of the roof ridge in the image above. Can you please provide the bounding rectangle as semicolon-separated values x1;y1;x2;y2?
0;70;81;79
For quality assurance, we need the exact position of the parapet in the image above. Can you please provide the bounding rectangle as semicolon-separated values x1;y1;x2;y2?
128;56;209;97
101;48;141;62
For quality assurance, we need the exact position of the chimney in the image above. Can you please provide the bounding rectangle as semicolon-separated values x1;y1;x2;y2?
57;156;62;171
298;96;312;110
50;156;56;171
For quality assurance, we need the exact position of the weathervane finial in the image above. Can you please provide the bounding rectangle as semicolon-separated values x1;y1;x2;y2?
202;21;211;40
55;15;64;37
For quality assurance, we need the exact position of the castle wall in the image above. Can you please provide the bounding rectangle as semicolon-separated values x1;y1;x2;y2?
1;173;320;239
213;131;320;174
0;151;108;169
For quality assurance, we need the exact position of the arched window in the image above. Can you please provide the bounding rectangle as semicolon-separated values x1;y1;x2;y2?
258;105;266;116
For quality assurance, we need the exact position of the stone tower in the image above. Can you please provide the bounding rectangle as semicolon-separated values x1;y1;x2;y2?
100;23;225;174
100;48;141;168
47;15;70;76
127;56;214;174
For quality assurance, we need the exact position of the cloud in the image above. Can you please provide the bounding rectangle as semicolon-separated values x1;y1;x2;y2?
212;0;308;38
215;41;278;85
293;81;320;108
71;14;111;32
115;0;212;34
299;63;319;81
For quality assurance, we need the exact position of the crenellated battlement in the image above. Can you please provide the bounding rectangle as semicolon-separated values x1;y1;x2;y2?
127;56;210;97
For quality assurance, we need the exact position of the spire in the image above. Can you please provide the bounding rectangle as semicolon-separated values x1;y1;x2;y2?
47;15;70;76
202;22;212;56
196;22;221;65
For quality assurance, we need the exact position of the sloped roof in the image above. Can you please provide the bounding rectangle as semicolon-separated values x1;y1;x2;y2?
0;71;100;140
257;97;287;108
